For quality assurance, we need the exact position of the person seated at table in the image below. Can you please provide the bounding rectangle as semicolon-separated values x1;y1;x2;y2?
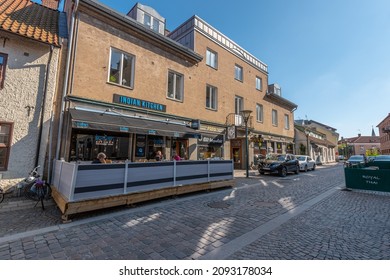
172;152;181;161
92;152;107;164
155;150;164;161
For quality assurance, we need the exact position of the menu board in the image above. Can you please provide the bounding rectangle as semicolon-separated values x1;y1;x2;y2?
135;135;146;157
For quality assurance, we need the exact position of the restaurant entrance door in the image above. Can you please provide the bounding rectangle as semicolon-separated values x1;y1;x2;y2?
172;139;188;160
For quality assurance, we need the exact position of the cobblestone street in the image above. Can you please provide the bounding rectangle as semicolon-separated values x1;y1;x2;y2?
1;163;389;260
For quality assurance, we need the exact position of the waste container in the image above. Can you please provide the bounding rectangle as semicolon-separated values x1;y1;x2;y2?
344;162;390;192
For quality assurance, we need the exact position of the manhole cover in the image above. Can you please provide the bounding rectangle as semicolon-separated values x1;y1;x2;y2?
207;201;230;209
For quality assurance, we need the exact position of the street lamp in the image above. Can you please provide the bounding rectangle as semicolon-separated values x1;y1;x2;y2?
304;128;310;156
241;110;252;178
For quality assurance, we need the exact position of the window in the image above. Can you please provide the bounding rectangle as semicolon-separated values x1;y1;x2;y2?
206;49;218;69
206;85;218;110
167;71;184;101
235;96;243;114
234;64;243;81
256;76;262;91
256;104;263;122
143;13;161;33
272;109;278;126
0;122;13;171
0;53;8;89
284;114;290;130
109;48;135;88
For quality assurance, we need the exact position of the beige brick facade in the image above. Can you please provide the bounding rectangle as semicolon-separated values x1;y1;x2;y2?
56;1;297;168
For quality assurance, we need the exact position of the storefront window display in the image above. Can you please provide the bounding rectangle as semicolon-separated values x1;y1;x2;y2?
276;142;282;154
147;135;165;160
70;131;130;161
286;143;294;154
198;134;224;159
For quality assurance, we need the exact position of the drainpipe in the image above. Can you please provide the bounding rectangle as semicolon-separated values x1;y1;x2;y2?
35;45;54;168
55;0;79;160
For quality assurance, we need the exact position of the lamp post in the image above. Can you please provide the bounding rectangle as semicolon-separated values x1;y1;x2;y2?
304;128;310;156
241;110;252;178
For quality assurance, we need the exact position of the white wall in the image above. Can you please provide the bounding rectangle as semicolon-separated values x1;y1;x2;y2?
0;33;60;189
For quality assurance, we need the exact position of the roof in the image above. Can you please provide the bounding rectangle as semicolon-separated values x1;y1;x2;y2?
296;119;337;132
0;0;61;46
80;0;203;64
264;92;298;112
345;135;380;144
308;136;336;148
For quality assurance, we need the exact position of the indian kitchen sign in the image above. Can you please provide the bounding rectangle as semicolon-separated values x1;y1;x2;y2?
113;94;166;112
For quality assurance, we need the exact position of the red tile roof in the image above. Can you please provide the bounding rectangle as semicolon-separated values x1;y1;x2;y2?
0;0;60;46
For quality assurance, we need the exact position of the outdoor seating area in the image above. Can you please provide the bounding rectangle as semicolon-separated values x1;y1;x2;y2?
51;159;234;221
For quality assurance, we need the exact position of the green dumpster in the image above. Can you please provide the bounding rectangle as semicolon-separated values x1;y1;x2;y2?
344;164;390;192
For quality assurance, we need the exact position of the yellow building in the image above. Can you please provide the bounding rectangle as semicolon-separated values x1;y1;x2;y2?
54;1;297;169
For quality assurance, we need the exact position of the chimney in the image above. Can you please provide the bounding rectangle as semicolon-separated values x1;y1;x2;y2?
358;133;361;137
41;0;60;10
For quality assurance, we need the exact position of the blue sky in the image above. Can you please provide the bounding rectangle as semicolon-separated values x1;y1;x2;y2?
55;0;390;138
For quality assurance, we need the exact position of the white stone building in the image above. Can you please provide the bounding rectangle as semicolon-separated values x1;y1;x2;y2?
0;0;65;190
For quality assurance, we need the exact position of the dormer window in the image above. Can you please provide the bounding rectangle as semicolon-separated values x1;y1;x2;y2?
128;3;166;35
143;14;160;33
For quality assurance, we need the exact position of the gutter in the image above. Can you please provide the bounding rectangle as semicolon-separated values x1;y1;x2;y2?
55;0;79;159
35;45;54;168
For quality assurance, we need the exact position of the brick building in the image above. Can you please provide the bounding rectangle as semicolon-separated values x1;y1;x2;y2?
53;1;297;169
377;113;390;155
0;0;64;189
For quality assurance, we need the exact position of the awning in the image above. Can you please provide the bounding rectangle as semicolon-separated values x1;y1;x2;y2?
69;108;201;138
308;136;336;148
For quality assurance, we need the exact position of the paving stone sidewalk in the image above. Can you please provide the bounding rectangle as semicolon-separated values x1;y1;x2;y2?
1;163;389;260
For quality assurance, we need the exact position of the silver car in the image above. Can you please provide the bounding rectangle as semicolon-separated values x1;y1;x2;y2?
296;155;316;172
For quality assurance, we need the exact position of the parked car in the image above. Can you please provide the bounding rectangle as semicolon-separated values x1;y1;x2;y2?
258;153;300;177
372;155;390;162
344;155;367;167
337;155;345;161
296;155;316;172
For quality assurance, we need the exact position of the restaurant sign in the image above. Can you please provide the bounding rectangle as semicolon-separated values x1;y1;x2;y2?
113;94;166;112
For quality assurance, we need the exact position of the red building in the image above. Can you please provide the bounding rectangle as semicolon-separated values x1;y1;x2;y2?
377;113;390;155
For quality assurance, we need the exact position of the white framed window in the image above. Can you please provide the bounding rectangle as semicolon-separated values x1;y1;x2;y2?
256;76;262;91
256;104;263;122
272;109;278;126
284;114;290;130
167;71;184;101
234;64;243;81
206;85;218;110
206;49;218;69
108;48;135;88
143;13;161;33
235;96;243;114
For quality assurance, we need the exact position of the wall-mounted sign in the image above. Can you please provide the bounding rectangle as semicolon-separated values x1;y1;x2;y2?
113;94;166;112
198;134;224;146
227;126;235;139
74;121;89;128
191;119;200;130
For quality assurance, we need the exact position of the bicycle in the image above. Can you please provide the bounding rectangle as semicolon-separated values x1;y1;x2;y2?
0;166;51;209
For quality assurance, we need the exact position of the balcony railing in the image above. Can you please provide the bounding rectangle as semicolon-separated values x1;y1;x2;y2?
226;113;254;128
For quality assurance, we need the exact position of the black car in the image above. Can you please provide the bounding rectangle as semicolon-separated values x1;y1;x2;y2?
258;153;300;177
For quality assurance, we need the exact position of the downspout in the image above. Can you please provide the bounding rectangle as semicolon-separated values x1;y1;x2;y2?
35;45;54;168
55;0;79;160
